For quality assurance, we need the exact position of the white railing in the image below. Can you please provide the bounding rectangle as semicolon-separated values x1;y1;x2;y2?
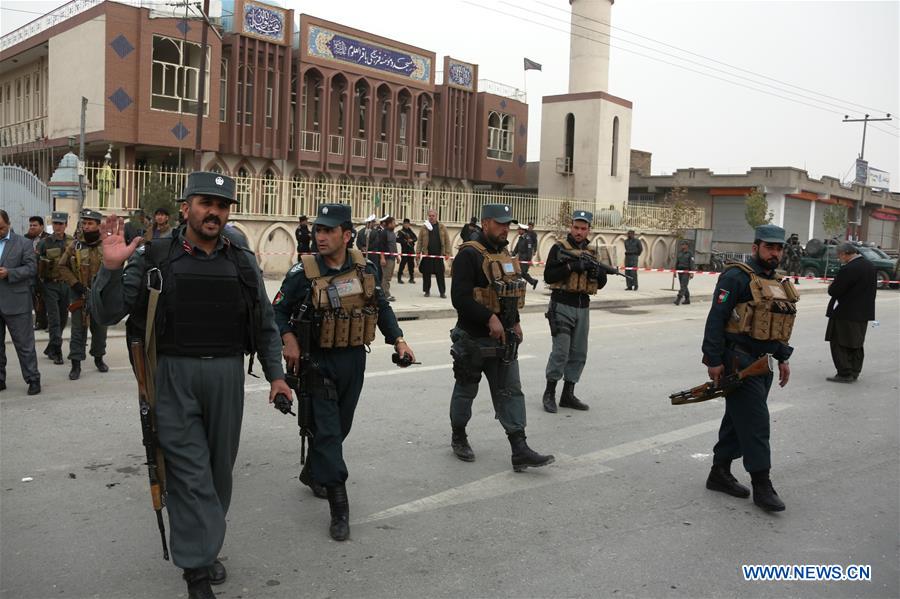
478;79;526;103
0;117;47;148
1;0;103;51
328;134;344;156
414;146;430;166
395;143;408;164
373;141;388;161
351;137;367;158
556;157;573;175
299;130;320;152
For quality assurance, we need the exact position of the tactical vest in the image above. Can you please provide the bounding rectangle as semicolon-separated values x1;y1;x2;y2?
69;241;103;286
41;236;71;281
127;237;259;358
723;263;799;343
301;250;378;349
547;240;599;294
455;241;526;314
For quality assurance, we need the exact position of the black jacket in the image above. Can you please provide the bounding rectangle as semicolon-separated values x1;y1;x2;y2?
295;224;311;253
543;235;608;308
826;255;877;322
450;232;519;338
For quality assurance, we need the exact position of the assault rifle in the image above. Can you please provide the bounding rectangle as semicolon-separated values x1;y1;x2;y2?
276;299;315;465
493;279;525;394
669;355;772;405
557;248;631;281
128;340;170;560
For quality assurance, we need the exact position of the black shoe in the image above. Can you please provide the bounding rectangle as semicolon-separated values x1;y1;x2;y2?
0;381;5;392
508;432;555;472
451;428;475;462
531;280;538;290
674;295;681;305
43;347;52;357
542;380;557;413
27;381;41;395
682;300;690;305
397;279;405;284
327;484;350;541
183;568;216;599
69;360;81;380
53;353;64;365
208;560;227;585
410;279;416;283
424;292;430;297
94;357;109;373
299;463;328;499
559;382;589;411
752;478;786;512
705;463;750;498
826;375;854;383
440;293;447;299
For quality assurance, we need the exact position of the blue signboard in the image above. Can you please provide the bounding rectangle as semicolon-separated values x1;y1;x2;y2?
307;25;431;83
243;1;285;43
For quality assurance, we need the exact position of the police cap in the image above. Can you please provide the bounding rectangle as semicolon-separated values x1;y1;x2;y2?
481;203;517;224
573;210;593;224
181;171;237;203
80;209;103;222
51;211;68;224
754;224;786;244
314;203;352;228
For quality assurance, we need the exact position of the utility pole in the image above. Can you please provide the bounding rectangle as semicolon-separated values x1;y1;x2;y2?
77;96;88;218
842;113;892;240
193;0;211;171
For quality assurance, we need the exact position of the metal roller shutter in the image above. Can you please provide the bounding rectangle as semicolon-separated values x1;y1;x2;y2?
783;199;811;243
812;203;828;240
712;197;754;243
867;216;896;249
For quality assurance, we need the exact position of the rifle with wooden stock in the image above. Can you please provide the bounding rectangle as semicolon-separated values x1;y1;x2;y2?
129;340;170;560
670;355;772;405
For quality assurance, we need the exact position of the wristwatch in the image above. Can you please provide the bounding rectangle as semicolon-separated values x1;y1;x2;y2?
394;337;406;345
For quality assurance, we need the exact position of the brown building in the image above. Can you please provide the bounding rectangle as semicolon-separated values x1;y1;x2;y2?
0;0;528;191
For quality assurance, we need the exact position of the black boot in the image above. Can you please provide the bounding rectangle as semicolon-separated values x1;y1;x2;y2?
674;293;682;306
327;484;350;541
542;380;557;413
705;462;750;498
750;470;785;512
94;356;109;373
52;351;64;365
69;360;81;380
208;559;227;585
451;427;475;462
183;568;216;599
559;381;589;410
299;462;328;499
508;431;555;472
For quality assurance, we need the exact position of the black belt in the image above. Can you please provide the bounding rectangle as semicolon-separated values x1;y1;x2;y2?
726;342;764;358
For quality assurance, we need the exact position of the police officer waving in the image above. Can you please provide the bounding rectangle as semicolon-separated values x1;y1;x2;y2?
702;224;795;512
449;204;554;471
273;203;415;542
92;172;290;599
541;211;607;413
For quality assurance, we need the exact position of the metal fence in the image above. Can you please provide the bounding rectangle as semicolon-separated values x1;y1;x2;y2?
79;163;704;231
1;165;51;232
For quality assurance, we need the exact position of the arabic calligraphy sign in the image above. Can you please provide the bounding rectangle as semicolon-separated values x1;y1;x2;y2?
447;59;475;91
242;1;286;43
307;25;432;84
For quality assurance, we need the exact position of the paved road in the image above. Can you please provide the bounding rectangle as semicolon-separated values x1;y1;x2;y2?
2;293;898;598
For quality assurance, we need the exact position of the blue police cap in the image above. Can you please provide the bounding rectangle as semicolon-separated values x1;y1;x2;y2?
573;210;593;224
314;203;352;228
754;224;786;244
481;203;517;224
181;171;237;203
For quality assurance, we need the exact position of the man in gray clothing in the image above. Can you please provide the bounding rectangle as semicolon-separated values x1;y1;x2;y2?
624;229;642;290
674;240;695;305
0;209;41;395
91;172;290;599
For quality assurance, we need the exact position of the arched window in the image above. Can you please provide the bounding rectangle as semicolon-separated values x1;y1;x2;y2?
564;113;575;174
262;169;278;215
487;111;514;161
611;116;619;176
235;167;251;211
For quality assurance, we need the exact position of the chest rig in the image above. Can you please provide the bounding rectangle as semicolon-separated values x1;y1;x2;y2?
724;263;799;343
457;241;526;314
301;250;378;349
548;239;599;294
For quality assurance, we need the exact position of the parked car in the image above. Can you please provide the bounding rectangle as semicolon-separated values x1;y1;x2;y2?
801;242;898;289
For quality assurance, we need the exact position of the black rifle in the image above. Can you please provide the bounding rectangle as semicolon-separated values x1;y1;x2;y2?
276;297;315;466
492;277;525;394
558;248;631;281
129;341;169;561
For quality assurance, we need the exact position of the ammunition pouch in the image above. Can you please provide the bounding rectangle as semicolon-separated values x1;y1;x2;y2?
450;329;483;385
724;263;799;343
456;241;526;315
302;251;378;349
549;240;599;294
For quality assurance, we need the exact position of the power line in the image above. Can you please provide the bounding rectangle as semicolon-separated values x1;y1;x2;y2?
530;0;898;118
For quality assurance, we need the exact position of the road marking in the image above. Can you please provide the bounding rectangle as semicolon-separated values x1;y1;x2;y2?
354;403;792;525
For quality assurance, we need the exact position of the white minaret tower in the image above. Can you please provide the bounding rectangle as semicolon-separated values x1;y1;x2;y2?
538;0;632;217
568;0;612;94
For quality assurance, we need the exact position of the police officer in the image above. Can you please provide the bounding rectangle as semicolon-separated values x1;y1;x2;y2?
623;229;642;290
784;233;803;284
91;172;290;599
511;222;539;289
674;240;695;306
273;203;416;542
58;210;109;380
541;211;607;413
295;215;311;260
25;216;49;330
702;224;795;512
448;204;554;471
36;212;73;364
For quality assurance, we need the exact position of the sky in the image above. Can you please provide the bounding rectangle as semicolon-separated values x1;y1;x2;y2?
2;0;898;190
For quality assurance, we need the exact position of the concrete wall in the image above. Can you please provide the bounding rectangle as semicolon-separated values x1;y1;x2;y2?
48;17;105;139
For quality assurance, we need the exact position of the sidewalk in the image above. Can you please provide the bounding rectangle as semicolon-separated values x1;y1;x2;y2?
25;269;830;344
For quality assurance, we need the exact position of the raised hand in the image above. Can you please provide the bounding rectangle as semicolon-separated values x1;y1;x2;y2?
100;213;142;270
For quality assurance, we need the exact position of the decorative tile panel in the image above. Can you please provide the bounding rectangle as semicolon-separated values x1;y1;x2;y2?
171;122;190;140
307;25;431;83
110;34;134;59
176;19;191;35
517;155;526;168
495;166;505;178
108;88;133;112
447;59;474;91
500;99;508;109
243;1;286;43
518;124;526;137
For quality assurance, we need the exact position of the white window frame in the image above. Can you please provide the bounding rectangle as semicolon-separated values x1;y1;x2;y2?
151;35;210;116
487;111;514;162
219;58;228;122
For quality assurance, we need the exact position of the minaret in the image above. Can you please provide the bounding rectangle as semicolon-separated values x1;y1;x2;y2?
568;0;613;94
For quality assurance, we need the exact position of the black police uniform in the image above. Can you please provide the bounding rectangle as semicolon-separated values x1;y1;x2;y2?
272;203;405;540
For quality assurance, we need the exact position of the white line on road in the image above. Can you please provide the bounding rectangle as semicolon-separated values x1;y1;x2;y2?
354;403;792;525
